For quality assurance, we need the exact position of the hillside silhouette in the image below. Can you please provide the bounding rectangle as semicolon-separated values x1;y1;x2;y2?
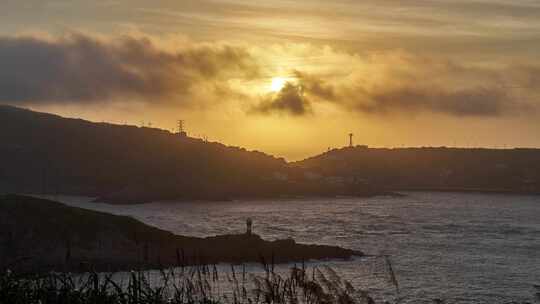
2;105;539;203
0;106;289;202
0;106;382;203
295;145;540;194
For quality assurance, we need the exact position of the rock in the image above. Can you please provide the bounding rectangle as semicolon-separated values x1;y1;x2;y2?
0;195;363;273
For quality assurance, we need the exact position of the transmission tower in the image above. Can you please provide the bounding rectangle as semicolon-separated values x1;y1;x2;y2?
177;120;187;137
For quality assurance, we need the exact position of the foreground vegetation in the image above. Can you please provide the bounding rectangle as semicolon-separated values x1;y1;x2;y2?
1;264;382;304
1;262;537;304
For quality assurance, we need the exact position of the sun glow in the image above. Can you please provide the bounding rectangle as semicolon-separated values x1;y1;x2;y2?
270;77;287;92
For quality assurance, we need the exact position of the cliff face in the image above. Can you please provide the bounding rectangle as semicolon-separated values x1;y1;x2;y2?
0;195;361;272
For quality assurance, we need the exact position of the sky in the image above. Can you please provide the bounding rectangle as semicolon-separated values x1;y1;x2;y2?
1;0;540;160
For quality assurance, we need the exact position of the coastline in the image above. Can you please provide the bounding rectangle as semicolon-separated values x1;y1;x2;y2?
395;187;540;196
0;195;363;273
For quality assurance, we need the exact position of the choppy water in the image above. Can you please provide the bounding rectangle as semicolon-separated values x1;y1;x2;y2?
49;192;540;303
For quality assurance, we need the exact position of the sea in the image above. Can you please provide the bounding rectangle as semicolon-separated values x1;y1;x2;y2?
46;192;540;304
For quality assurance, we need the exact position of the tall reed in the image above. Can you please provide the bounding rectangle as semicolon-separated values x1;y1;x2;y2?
0;263;379;304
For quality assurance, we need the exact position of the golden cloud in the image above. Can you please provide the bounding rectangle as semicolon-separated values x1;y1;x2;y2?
1;33;538;118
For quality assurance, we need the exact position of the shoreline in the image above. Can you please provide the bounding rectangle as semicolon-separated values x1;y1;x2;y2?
395;187;540;196
0;195;363;273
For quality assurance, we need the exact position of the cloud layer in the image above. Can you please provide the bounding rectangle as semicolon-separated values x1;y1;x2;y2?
0;34;257;105
250;53;539;117
251;83;311;116
1;33;538;118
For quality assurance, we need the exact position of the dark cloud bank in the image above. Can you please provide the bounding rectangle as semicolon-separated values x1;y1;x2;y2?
251;68;538;117
251;83;311;116
0;34;256;104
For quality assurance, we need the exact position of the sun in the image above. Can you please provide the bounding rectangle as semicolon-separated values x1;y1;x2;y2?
270;77;287;92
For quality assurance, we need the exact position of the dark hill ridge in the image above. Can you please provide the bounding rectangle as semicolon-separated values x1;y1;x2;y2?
0;105;382;203
0;106;279;201
0;195;362;272
2;105;539;201
294;146;540;194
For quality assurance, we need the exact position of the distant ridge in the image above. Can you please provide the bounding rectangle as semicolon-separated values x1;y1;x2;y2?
0;106;382;203
0;105;286;202
294;145;540;195
2;105;538;202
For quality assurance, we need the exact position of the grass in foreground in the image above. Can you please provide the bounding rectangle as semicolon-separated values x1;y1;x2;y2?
0;261;392;304
0;261;537;304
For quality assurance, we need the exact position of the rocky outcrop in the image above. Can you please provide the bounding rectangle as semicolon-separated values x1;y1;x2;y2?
0;195;362;273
